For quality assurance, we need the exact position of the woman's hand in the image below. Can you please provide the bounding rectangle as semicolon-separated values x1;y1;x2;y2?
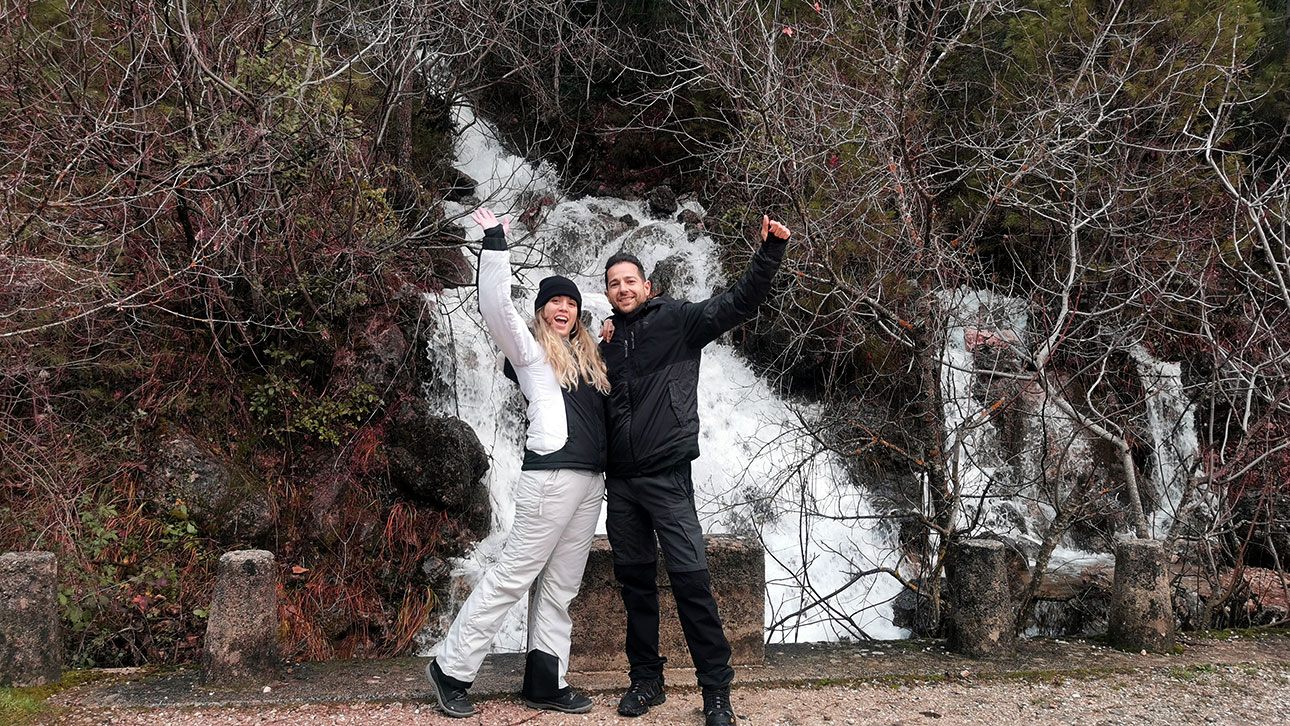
471;207;511;236
600;318;615;342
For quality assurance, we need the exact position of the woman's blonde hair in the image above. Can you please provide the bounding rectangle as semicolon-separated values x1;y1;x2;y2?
533;313;610;394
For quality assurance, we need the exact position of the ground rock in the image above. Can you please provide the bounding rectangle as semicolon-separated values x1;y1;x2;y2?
386;399;490;537
152;434;274;545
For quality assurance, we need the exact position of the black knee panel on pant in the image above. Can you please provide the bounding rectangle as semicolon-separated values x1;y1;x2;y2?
668;568;734;690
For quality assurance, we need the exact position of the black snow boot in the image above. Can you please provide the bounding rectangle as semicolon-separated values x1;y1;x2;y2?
522;649;594;714
617;676;666;717
702;687;737;726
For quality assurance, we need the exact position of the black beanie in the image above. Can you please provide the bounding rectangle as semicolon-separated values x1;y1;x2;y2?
534;275;582;312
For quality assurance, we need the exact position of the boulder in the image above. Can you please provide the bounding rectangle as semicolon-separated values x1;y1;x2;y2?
304;454;357;540
649;254;698;299
152;435;274;544
646;185;678;218
386;400;490;537
334;312;409;393
891;585;940;637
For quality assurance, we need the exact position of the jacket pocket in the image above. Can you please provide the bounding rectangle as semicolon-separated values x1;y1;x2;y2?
666;376;698;429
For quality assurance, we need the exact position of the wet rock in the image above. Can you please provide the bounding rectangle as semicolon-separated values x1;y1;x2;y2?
614;223;675;260
649;254;698;299
201;550;280;684
947;539;1015;657
647;185;678;218
618;214;639;228
0;551;61;687
386;400;490;537
891;586;940;637
152;435;274;545
1107;538;1175;653
443;169;477;202
677;209;703;226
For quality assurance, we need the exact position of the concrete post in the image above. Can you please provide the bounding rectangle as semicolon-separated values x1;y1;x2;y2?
201;550;280;684
948;539;1015;658
1108;538;1175;653
0;551;62;687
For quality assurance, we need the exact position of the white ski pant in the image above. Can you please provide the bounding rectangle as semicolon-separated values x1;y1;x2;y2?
436;467;604;686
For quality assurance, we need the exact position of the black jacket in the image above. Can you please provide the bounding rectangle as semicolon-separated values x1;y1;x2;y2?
503;359;607;472
600;234;787;477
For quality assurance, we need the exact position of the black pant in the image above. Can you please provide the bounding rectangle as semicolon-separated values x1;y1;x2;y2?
606;463;734;690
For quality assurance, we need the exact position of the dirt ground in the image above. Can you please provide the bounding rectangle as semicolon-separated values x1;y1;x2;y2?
41;661;1290;726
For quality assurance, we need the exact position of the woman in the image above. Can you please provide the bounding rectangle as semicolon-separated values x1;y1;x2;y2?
427;208;609;717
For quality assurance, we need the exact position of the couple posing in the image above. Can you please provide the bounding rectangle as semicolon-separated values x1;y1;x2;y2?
427;207;791;726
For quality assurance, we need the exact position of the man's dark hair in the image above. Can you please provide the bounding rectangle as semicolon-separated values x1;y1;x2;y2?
604;252;646;286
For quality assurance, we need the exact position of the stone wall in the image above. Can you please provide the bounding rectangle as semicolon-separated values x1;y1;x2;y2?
568;535;764;672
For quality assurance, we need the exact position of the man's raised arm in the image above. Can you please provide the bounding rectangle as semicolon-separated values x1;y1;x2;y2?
681;215;791;347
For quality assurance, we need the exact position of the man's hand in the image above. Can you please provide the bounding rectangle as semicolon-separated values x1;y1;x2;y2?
761;214;791;242
600;318;616;342
471;207;511;236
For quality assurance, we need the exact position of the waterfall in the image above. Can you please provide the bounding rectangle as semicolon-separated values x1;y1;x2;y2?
937;291;1202;578
1131;345;1201;536
418;107;907;655
938;289;1032;538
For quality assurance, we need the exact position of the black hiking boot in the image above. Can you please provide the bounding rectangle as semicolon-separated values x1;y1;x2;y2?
702;687;736;726
523;686;594;714
617;677;666;717
426;659;475;718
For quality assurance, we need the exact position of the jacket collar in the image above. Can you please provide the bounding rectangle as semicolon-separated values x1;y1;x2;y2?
613;295;668;327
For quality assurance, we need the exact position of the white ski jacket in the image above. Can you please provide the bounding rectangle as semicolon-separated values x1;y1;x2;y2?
477;225;606;472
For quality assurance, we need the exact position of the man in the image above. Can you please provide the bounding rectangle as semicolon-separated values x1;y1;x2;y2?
600;214;791;726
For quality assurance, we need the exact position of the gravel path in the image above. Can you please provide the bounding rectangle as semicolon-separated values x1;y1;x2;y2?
45;663;1290;725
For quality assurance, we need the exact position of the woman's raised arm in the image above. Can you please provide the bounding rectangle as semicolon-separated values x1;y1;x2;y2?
473;209;545;368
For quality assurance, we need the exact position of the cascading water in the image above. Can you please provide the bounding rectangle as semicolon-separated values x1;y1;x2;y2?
937;291;1202;576
1131;346;1201;536
419;107;907;655
938;289;1032;537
